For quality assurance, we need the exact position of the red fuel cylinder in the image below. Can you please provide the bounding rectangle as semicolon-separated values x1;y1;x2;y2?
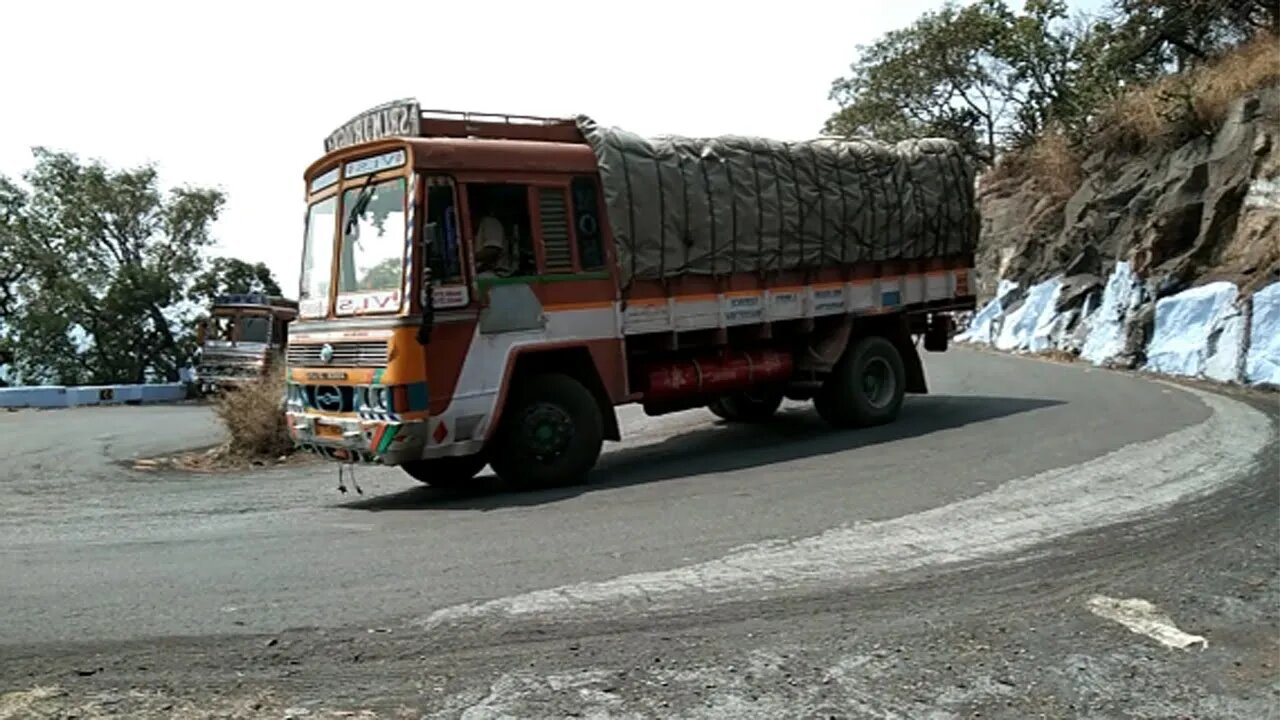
642;349;793;402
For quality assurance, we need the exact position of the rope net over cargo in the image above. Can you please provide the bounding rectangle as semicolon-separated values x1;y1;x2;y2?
574;116;980;288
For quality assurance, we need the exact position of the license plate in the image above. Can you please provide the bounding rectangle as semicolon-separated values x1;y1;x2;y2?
315;422;343;439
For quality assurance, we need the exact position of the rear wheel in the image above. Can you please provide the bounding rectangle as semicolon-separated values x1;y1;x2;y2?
490;373;604;489
813;336;905;429
707;387;785;423
402;454;488;488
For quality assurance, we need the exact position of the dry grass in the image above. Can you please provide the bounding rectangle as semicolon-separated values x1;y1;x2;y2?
1023;128;1083;199
981;128;1082;203
982;125;1082;200
212;363;293;459
1032;348;1080;365
1097;32;1280;155
986;33;1277;194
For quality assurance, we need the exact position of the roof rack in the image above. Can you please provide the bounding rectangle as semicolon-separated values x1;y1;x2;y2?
417;108;585;144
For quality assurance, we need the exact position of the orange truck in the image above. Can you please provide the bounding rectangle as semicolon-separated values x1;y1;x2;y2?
285;99;978;491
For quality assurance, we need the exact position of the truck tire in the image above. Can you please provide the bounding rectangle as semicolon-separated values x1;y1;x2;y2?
402;454;488;488
707;388;785;423
490;373;604;489
813;335;905;429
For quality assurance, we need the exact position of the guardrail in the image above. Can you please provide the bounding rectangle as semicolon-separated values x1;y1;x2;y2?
0;383;189;409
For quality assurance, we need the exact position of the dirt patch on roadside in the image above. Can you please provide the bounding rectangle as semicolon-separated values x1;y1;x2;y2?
0;684;404;720
126;367;323;474
129;443;318;474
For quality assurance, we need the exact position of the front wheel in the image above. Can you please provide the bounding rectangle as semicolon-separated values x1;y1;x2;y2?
813;336;905;429
402;454;489;488
489;373;604;489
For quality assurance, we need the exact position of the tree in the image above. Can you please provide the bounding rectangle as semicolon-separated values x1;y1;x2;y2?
825;0;1010;163
1114;0;1278;69
0;177;28;322
824;0;1173;162
191;257;283;308
1;148;224;385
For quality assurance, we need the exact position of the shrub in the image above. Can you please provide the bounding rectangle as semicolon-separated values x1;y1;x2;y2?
983;127;1083;202
212;364;292;458
1025;128;1083;200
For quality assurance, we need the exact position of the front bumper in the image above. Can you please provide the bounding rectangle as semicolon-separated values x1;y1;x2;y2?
286;410;428;465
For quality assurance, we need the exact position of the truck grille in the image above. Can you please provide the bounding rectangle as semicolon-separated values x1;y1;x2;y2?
287;341;388;367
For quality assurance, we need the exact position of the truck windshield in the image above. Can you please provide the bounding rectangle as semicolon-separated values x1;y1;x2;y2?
300;196;337;317
238;315;270;343
338;177;406;299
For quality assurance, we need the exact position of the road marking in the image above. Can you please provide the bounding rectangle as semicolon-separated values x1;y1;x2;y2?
418;384;1271;629
1086;595;1208;650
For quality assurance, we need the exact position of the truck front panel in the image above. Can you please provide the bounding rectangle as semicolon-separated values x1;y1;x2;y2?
285;322;433;465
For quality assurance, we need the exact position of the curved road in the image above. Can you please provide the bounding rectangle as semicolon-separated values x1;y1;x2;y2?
1;349;1275;719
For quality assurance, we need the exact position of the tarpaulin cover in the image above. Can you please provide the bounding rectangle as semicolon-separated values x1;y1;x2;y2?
575;117;979;286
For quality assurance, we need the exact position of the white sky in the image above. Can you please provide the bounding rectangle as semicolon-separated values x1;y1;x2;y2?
1;0;1104;296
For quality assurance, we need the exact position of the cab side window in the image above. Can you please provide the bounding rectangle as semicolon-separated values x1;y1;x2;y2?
571;176;606;271
466;183;534;278
424;176;465;285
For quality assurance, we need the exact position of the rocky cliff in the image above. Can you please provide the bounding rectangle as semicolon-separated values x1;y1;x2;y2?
975;89;1280;304
961;88;1280;387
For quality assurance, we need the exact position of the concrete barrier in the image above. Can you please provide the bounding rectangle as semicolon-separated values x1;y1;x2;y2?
0;386;67;408
0;383;187;409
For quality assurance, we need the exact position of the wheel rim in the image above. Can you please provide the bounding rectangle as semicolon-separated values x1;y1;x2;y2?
861;357;896;409
520;402;575;462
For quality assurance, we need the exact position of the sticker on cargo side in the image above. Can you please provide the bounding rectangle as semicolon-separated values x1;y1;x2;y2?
724;296;763;324
812;287;846;314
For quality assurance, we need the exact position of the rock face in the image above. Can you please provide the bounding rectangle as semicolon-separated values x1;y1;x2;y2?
976;90;1280;302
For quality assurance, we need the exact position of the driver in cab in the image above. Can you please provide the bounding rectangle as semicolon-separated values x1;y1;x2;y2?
472;201;516;278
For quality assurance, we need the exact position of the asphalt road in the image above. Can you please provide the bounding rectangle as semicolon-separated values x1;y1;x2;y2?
1;348;1276;719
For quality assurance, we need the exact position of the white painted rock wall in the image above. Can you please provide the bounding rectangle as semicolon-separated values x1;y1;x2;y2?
1246;282;1280;386
995;276;1063;353
949;266;1279;388
1144;282;1244;382
1080;262;1143;366
956;279;1019;344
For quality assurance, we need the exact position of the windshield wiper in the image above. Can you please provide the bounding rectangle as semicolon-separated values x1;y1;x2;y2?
344;174;379;238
